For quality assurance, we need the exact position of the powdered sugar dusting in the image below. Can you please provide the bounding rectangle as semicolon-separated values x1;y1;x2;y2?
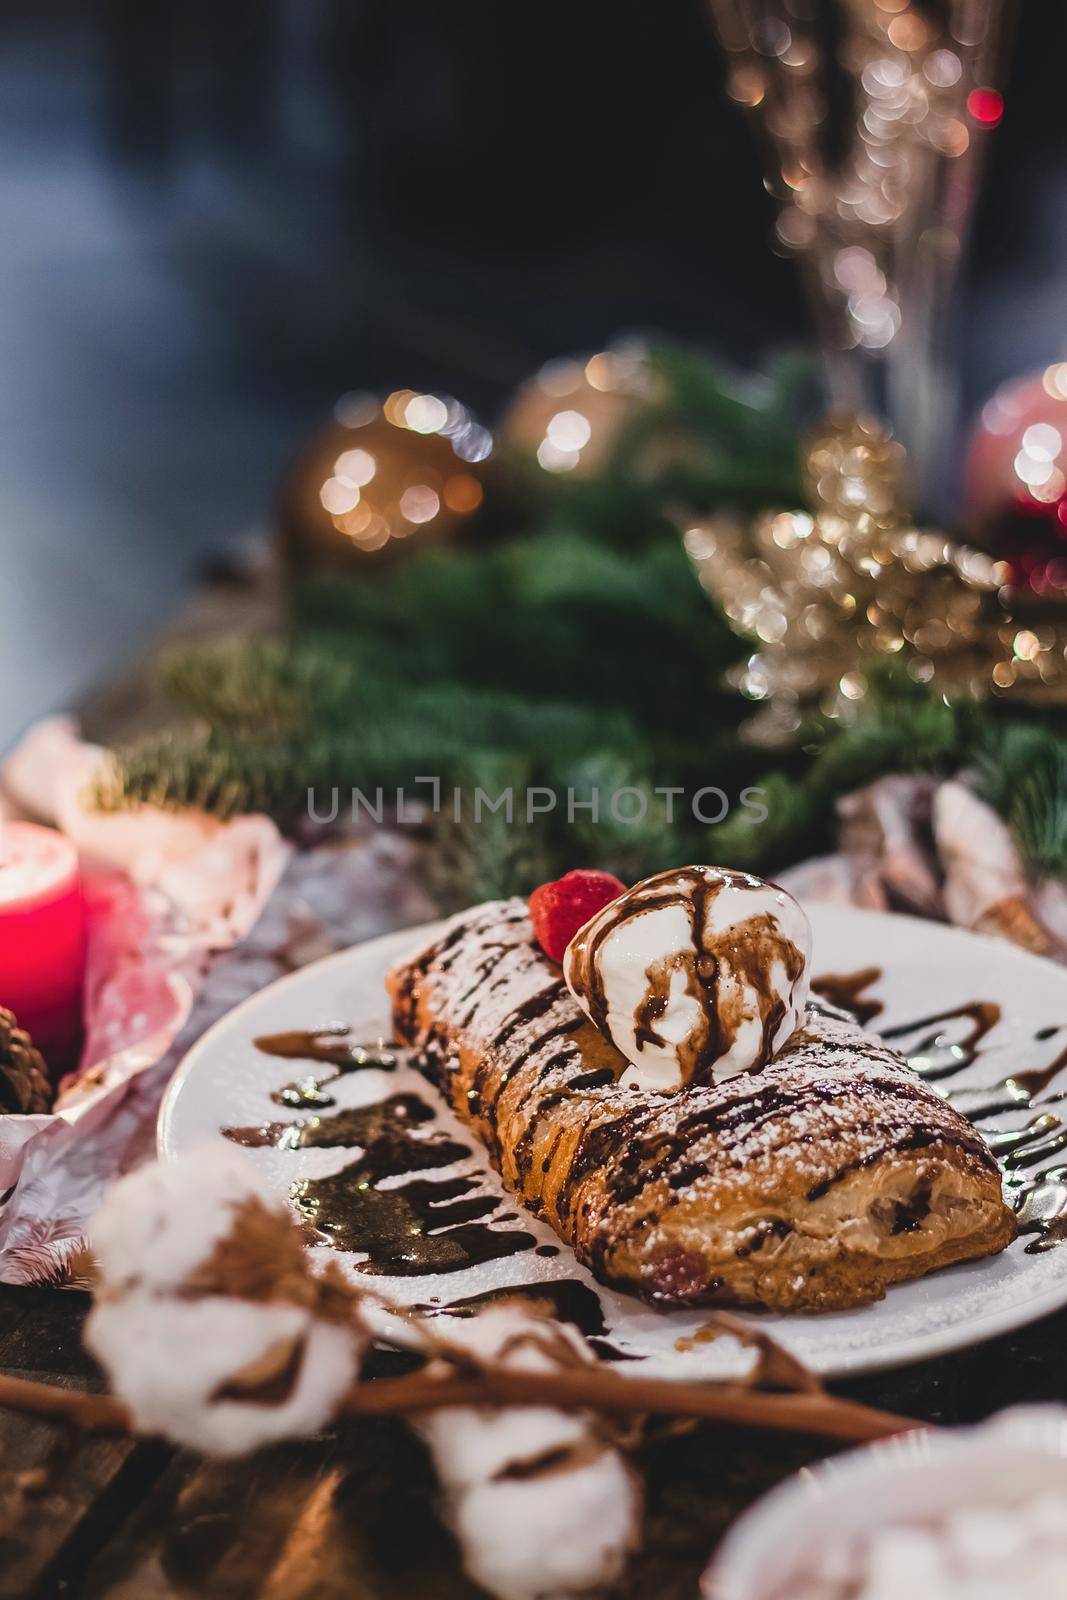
398;899;996;1221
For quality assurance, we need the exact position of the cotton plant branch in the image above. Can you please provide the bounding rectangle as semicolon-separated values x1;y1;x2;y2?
0;1374;131;1434
341;1362;914;1443
0;1350;916;1446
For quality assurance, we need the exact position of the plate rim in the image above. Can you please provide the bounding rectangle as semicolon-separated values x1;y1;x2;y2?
157;920;444;1162
157;904;1067;1376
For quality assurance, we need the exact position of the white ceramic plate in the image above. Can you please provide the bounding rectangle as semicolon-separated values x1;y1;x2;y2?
158;904;1067;1379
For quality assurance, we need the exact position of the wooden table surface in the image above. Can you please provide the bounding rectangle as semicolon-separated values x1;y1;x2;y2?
3;1276;1067;1599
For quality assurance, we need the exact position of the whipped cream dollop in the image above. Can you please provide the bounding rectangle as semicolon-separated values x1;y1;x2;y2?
563;865;811;1092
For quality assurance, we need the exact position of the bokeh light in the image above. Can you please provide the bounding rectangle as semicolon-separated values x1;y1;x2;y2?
967;86;1004;126
285;388;493;569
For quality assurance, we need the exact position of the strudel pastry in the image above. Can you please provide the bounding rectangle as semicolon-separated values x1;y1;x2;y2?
388;894;1015;1312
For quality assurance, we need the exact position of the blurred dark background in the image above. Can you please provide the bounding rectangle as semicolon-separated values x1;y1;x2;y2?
3;0;1066;746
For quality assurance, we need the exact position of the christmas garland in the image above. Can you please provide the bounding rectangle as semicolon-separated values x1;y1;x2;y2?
92;349;1067;906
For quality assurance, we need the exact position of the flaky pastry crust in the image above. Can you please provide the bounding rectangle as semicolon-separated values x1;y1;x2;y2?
388;900;1015;1311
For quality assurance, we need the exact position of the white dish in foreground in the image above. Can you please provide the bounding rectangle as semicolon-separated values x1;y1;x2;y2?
159;904;1067;1379
702;1405;1067;1599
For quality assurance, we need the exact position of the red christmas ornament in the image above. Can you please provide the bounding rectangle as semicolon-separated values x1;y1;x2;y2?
529;870;626;965
965;366;1067;594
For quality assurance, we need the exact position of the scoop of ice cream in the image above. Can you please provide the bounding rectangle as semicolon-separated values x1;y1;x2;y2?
563;865;811;1091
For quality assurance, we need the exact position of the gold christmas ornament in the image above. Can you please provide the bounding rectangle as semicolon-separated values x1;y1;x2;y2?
279;391;492;577
500;347;656;476
686;414;1067;742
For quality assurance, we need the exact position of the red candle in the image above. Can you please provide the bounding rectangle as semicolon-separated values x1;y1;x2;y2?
0;821;86;1067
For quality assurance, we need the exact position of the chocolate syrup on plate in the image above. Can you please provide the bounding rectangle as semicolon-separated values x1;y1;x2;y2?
815;968;1067;1252
233;1035;537;1278
293;1167;536;1274
255;1028;397;1068
254;1029;397;1110
1011;1166;1067;1253
417;1278;607;1336
223;1092;466;1171
811;968;884;1025
416;1279;633;1359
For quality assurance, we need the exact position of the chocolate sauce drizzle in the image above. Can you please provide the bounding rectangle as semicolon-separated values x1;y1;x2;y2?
417;1279;606;1336
254;1029;397;1111
228;1034;538;1277
1011;1165;1067;1253
882;1002;1001;1079
224;1092;466;1171
293;1168;536;1274
811;968;883;1025
255;1028;397;1069
815;969;1067;1254
415;1278;632;1360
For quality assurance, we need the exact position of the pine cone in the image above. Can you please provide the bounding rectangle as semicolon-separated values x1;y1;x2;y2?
0;1008;53;1115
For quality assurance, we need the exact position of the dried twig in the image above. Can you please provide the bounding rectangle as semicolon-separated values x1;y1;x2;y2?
339;1365;914;1442
0;1363;917;1446
0;1376;131;1434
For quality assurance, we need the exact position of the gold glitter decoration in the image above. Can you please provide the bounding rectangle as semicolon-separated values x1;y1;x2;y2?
686;414;1067;742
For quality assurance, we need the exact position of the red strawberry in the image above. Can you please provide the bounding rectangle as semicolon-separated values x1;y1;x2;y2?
529;869;626;965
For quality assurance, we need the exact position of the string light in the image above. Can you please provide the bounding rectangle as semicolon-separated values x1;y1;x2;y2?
708;0;1008;356
967;86;1004;125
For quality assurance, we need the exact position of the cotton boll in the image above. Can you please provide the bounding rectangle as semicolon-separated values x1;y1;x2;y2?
418;1305;641;1600
862;1528;949;1599
424;1403;589;1494
86;1151;365;1457
86;1295;358;1457
434;1305;586;1370
455;1451;641;1600
944;1507;1029;1570
91;1145;276;1296
1025;1492;1067;1543
422;1308;593;1487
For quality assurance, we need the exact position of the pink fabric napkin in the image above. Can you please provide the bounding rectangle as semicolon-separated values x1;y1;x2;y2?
0;718;289;1279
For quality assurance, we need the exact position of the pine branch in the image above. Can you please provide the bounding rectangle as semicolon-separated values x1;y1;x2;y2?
427;754;557;910
88;348;1067;906
91;735;295;820
978;723;1067;878
707;771;824;874
162;638;303;732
